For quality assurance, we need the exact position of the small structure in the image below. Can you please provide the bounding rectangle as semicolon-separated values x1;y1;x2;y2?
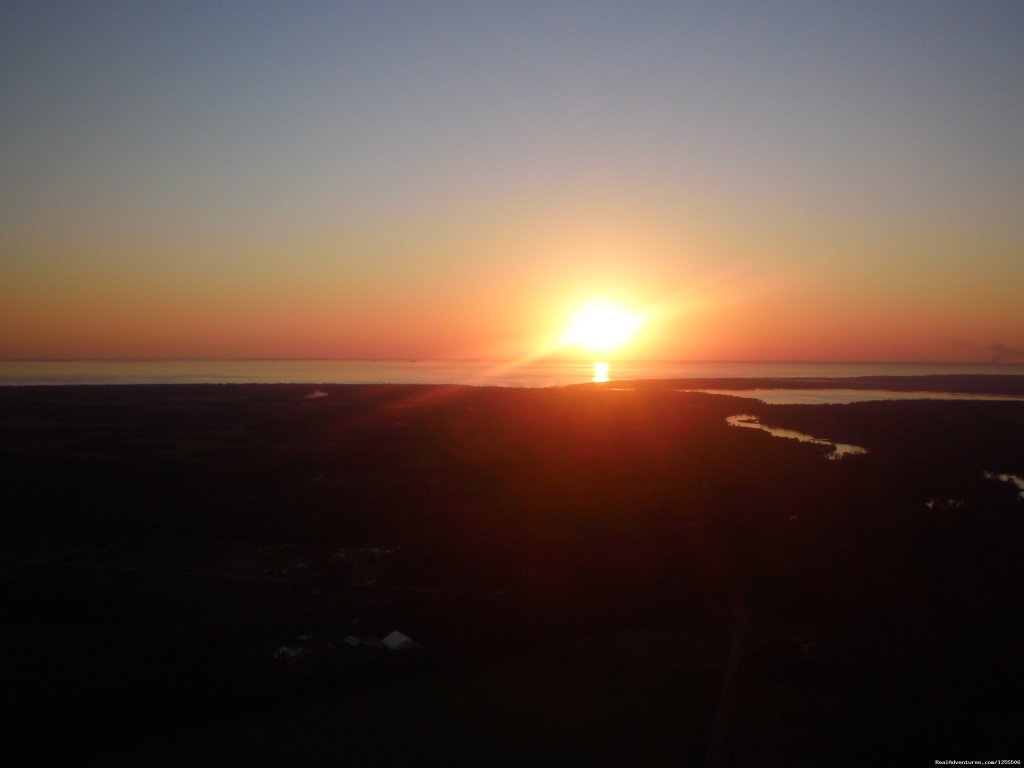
382;630;419;651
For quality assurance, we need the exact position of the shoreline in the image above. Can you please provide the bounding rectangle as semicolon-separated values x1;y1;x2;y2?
4;373;1024;396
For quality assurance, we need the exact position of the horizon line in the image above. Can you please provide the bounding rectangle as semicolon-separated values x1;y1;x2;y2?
2;357;1021;366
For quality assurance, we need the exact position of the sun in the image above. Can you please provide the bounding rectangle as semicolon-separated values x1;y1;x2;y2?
561;301;644;353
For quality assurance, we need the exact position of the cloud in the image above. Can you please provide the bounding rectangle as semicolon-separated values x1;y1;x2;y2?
945;337;1024;363
985;343;1024;363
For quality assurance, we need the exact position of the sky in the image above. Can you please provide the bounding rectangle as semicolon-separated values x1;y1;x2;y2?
2;1;1023;362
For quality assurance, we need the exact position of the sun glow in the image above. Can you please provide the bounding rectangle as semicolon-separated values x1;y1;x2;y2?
561;301;644;354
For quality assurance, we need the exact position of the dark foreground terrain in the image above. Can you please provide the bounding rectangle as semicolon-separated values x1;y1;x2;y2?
2;379;1022;766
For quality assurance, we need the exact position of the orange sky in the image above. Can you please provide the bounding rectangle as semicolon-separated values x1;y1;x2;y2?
2;3;1023;363
4;196;1021;362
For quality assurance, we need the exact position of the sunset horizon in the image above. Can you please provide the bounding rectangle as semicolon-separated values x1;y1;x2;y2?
4;2;1023;366
3;4;1023;763
5;354;1024;364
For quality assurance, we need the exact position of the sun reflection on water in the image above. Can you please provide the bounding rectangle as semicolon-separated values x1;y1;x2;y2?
592;362;609;383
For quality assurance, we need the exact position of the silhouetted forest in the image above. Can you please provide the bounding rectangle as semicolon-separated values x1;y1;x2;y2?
1;381;1021;765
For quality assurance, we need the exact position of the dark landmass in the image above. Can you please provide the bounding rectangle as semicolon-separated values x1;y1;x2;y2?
630;373;1024;394
2;379;1022;766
